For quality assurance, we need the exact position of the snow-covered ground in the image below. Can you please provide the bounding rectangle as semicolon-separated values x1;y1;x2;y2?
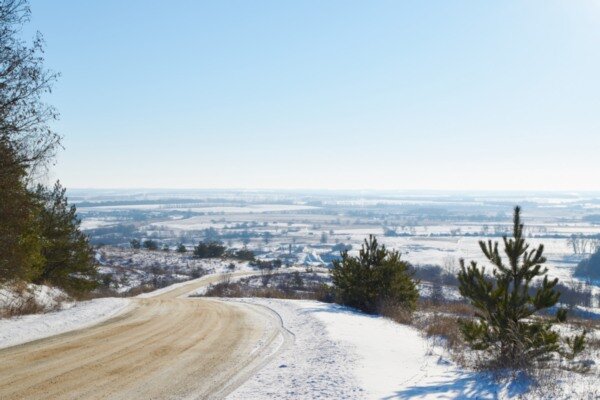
96;247;256;293
228;298;498;399
228;299;364;399
0;297;129;349
228;299;597;400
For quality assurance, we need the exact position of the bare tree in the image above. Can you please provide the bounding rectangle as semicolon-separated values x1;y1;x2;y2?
567;234;591;255
0;0;61;173
568;234;580;254
590;236;600;254
581;237;590;254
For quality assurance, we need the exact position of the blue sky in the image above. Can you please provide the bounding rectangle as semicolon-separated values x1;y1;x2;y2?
28;1;600;190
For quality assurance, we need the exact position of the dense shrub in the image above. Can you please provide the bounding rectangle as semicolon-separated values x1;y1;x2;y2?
251;259;283;270
553;282;595;309
232;248;255;261
142;240;158;251
193;241;226;258
574;249;600;280
412;264;459;286
331;235;418;314
202;273;335;302
86;224;137;246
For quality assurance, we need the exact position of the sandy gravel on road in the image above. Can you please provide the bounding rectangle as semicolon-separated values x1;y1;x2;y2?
0;273;284;400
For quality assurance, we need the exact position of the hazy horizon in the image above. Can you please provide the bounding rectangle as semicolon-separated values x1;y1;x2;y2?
64;186;600;193
65;187;600;198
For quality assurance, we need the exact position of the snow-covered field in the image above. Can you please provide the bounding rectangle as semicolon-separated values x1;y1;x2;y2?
78;203;318;214
79;218;117;230
375;235;580;282
76;190;600;291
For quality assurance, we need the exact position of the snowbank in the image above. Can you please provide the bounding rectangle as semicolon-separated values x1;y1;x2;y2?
0;297;129;349
227;299;533;400
305;301;526;399
0;283;68;313
227;299;364;399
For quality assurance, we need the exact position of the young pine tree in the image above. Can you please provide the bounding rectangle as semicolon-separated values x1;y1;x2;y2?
34;181;98;296
332;235;418;314
458;206;585;368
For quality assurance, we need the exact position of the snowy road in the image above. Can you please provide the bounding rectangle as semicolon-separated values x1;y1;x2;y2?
0;273;287;400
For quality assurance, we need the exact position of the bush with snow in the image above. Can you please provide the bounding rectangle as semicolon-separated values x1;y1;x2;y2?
0;283;69;318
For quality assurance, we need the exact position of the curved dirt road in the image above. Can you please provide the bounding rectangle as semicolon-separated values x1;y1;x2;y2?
0;273;285;400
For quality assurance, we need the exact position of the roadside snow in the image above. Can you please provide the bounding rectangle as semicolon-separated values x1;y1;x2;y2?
0;283;68;312
307;302;529;399
0;297;129;349
136;276;209;298
227;299;364;399
227;299;533;400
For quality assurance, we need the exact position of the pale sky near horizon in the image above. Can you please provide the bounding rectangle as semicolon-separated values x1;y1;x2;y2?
27;1;600;191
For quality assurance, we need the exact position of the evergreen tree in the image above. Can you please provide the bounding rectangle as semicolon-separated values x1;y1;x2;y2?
142;240;158;251
176;243;187;253
193;241;226;258
332;235;418;314
233;248;255;261
0;142;43;282
458;206;585;368
34;181;98;296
